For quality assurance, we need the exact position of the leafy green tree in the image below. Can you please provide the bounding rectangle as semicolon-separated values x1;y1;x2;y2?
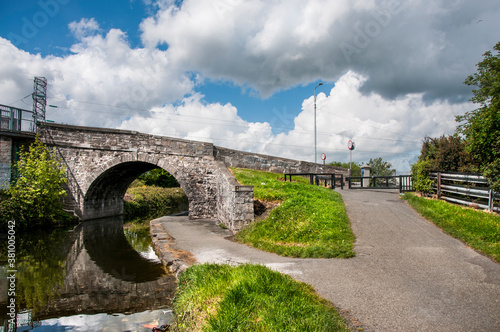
367;157;395;177
138;168;179;188
0;137;68;230
419;135;470;172
457;41;500;190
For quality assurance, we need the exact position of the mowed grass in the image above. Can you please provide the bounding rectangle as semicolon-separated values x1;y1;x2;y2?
173;263;351;332
403;193;500;262
232;168;355;258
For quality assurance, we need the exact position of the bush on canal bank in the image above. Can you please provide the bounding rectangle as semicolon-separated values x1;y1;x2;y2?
172;263;351;332
0;137;77;232
123;186;188;221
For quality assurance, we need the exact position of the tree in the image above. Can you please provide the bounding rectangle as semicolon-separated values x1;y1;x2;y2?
1;137;68;230
138;168;180;188
457;41;500;190
367;157;395;177
419;135;470;172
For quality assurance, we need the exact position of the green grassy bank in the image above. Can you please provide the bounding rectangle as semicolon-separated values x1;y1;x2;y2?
172;263;351;332
403;193;500;262
232;168;355;258
124;186;188;221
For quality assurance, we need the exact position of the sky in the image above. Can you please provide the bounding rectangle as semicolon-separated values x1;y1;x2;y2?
1;0;499;172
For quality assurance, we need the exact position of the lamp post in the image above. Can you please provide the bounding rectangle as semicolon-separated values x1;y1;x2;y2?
314;82;323;163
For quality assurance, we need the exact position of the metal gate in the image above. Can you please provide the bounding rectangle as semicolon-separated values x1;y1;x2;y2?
284;173;344;189
348;175;414;192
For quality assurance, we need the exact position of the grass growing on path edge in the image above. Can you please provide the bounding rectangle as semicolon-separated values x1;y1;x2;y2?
231;168;355;258
172;264;351;332
403;193;500;262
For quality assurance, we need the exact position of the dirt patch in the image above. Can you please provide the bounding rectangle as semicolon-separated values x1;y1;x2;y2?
254;200;267;216
254;200;281;221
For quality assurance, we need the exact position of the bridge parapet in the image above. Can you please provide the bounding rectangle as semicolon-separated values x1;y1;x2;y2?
214;146;350;177
41;123;215;157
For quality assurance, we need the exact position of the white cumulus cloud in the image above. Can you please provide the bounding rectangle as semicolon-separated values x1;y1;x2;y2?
0;0;494;172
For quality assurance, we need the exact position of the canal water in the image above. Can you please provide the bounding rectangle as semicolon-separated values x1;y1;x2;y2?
0;217;176;331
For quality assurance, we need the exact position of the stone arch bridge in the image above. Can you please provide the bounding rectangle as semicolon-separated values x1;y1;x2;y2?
30;123;348;231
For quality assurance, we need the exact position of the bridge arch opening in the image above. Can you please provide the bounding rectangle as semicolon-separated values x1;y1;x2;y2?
83;161;188;220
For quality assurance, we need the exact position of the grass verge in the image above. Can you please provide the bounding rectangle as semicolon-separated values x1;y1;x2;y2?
403;193;500;262
232;168;355;258
123;186;188;221
173;263;351;332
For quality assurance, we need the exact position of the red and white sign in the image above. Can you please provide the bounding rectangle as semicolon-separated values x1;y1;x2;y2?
347;140;355;150
321;153;326;161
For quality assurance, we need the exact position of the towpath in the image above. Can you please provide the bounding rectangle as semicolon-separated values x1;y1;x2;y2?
151;189;500;331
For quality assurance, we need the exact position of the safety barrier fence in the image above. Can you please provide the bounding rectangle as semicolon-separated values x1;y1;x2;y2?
430;171;499;213
0;104;36;133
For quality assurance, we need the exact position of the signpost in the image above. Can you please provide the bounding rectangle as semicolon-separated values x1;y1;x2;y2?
347;140;355;170
321;153;326;165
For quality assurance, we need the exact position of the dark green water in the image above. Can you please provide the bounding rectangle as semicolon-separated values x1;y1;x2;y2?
0;217;176;331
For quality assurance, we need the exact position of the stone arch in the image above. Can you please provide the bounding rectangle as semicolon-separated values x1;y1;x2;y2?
84;161;156;219
81;154;218;220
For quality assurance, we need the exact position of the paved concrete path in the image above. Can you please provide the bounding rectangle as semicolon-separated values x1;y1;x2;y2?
151;189;500;331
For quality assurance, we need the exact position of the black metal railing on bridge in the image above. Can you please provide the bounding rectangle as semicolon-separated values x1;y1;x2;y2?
347;175;414;192
284;173;344;190
0;104;36;134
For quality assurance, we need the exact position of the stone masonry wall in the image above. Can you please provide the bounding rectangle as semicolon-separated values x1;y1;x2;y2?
0;136;11;189
213;146;351;177
214;161;254;232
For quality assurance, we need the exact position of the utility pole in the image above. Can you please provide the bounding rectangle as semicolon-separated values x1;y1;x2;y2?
314;82;323;163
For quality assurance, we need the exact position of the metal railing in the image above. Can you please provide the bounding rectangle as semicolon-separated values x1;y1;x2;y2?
284;173;344;190
347;175;414;192
430;171;499;213
0;104;36;133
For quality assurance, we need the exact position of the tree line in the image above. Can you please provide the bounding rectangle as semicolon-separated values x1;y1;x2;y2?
413;41;500;193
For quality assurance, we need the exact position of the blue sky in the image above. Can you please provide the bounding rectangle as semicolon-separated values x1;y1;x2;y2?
1;0;499;171
1;1;147;55
0;0;329;126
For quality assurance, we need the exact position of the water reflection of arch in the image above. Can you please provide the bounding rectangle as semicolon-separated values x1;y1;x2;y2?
35;216;176;319
82;217;166;282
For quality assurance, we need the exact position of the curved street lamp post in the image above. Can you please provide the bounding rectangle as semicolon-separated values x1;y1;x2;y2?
314;82;323;163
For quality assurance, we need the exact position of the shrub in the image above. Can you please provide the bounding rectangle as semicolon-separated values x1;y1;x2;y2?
411;159;435;194
123;186;188;221
0;137;69;231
